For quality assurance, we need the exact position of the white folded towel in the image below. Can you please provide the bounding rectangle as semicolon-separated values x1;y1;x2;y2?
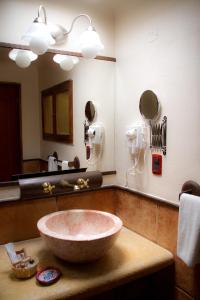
177;193;200;267
48;156;58;172
61;160;69;170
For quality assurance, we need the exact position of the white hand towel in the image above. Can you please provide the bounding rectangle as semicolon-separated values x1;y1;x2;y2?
61;160;69;170
177;193;200;267
48;156;58;172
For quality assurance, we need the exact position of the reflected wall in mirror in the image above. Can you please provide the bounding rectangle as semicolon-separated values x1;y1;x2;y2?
139;90;160;121
0;46;115;181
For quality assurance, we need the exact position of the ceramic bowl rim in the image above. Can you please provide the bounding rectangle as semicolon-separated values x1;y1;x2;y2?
37;209;123;242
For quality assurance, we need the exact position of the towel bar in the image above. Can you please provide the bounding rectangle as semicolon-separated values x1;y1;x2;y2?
179;180;200;199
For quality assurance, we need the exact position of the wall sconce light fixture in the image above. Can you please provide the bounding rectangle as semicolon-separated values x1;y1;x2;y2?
21;5;104;59
8;49;38;68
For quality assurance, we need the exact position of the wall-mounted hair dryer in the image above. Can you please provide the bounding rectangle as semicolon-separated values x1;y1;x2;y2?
126;122;148;177
126;125;147;157
86;123;104;171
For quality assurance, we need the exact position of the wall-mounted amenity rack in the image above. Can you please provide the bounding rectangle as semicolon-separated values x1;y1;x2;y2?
150;116;167;155
49;152;80;169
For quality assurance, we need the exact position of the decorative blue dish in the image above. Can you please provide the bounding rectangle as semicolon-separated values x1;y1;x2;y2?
36;267;61;285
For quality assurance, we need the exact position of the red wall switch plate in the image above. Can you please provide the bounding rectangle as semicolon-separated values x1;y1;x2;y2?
152;154;162;175
86;145;90;160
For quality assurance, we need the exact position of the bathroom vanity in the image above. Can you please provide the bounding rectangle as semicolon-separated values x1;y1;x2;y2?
0;177;185;299
0;227;173;300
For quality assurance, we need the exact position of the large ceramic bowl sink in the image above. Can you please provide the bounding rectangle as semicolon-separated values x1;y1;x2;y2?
37;209;123;263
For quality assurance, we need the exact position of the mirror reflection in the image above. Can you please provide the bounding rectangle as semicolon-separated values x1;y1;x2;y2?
139;90;160;121
0;47;115;181
85;101;96;123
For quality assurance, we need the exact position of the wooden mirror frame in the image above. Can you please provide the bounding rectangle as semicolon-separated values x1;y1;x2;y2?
42;80;73;144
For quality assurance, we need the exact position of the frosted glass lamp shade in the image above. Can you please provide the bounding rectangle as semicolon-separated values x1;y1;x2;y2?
15;52;31;68
60;57;74;71
22;22;55;55
81;45;99;59
9;49;38;68
80;26;104;59
29;35;50;55
53;54;79;71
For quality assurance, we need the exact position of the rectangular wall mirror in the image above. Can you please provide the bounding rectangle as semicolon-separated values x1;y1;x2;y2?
0;46;115;181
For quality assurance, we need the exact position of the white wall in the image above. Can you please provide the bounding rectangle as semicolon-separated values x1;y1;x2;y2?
114;0;200;202
39;55;115;172
0;54;41;159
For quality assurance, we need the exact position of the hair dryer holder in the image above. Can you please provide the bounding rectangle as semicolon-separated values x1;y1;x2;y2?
150;116;167;155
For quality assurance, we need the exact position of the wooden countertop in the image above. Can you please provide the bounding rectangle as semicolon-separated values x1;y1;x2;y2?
0;185;20;202
0;227;173;300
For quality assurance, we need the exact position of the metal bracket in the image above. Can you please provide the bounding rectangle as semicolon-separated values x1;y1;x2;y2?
150;116;167;156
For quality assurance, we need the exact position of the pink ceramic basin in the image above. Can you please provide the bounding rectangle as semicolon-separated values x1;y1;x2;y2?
37;209;123;263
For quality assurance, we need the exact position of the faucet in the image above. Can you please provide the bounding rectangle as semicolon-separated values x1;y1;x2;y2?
59;178;90;191
76;178;90;189
42;182;55;194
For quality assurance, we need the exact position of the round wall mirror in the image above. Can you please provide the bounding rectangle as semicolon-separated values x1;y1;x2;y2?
85;101;96;123
139;90;160;121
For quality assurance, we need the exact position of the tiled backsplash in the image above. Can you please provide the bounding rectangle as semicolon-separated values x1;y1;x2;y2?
115;189;200;300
